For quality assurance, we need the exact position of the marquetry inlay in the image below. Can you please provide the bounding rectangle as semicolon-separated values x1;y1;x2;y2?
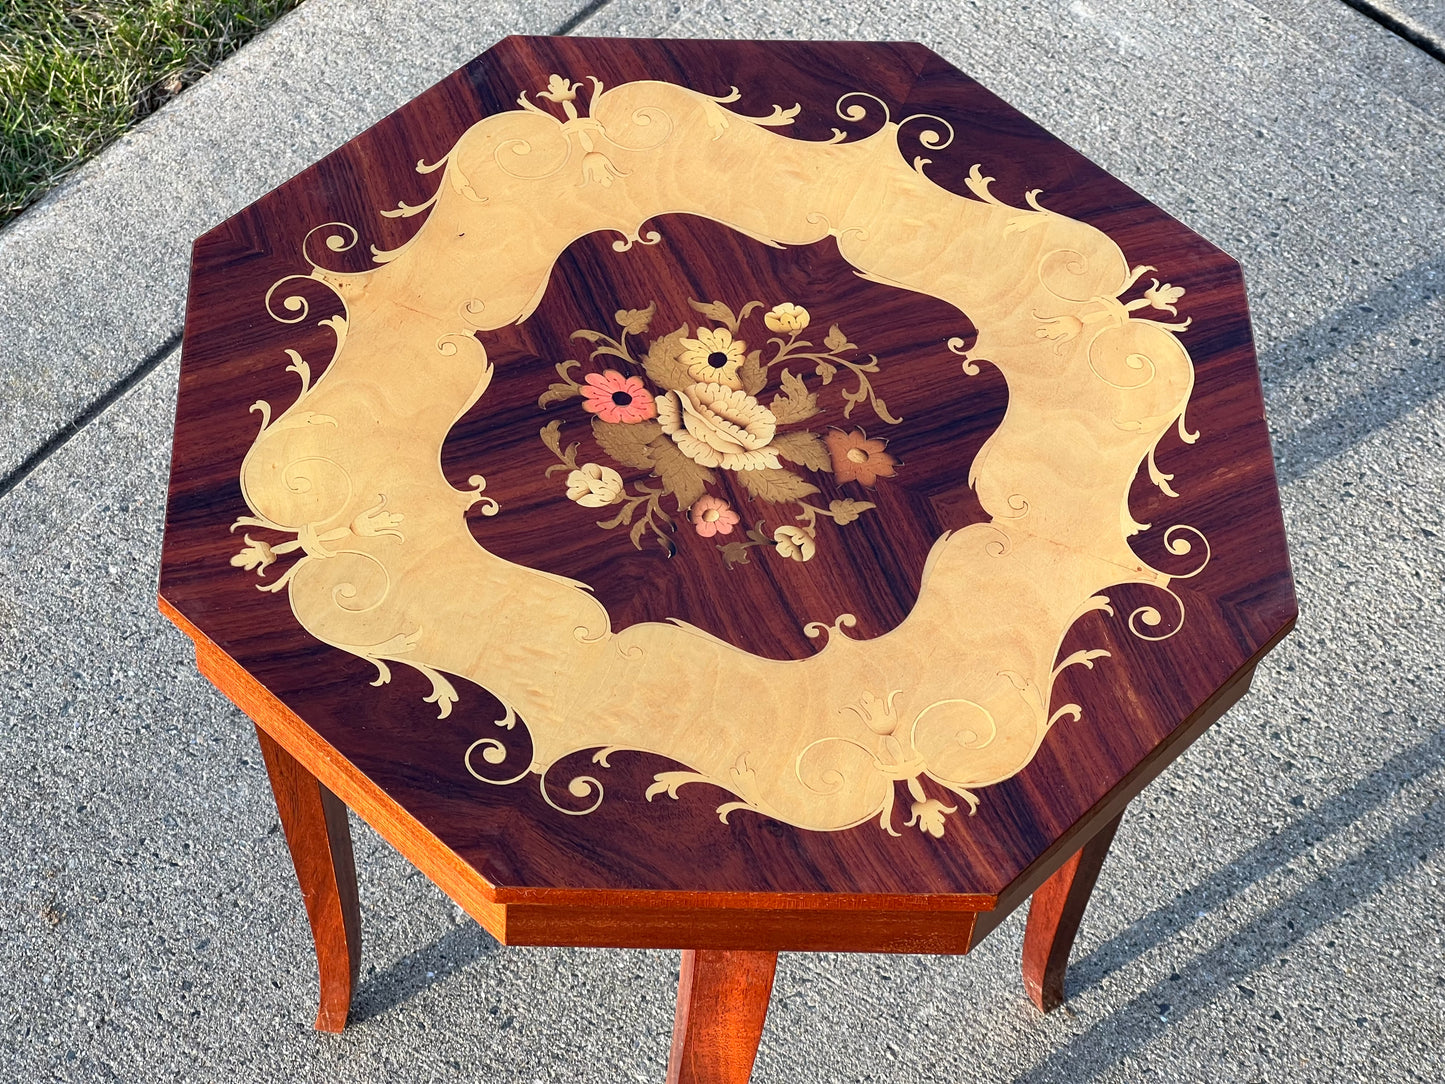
225;71;1209;838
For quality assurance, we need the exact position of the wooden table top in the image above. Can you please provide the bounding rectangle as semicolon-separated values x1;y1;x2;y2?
159;36;1296;951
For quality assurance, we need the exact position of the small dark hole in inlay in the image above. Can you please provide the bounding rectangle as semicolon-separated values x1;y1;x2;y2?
707;351;729;368
611;391;633;406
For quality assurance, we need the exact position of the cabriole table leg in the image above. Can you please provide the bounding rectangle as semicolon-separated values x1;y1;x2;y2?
1021;809;1125;1012
253;723;362;1032
667;949;778;1084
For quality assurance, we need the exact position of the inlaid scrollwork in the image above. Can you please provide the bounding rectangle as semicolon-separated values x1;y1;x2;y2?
226;71;1207;839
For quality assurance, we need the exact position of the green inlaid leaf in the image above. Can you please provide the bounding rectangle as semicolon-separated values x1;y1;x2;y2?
642;325;694;393
769;369;819;425
592;417;661;470
737;466;819;504
650;436;715;510
771;430;831;471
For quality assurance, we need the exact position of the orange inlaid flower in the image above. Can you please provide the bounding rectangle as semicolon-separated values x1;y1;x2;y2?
689;495;739;538
824;429;896;486
580;370;656;424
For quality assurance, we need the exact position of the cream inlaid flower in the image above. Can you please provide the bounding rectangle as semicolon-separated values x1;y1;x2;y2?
565;463;624;507
350;495;404;538
772;525;815;562
1142;279;1186;316
581;152;627;188
656;383;781;472
764;302;810;334
906;798;957;838
230;535;276;574
538;74;579;103
680;326;747;387
849;691;901;736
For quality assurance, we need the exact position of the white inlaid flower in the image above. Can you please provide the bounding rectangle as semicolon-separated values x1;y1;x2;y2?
772;525;815;562
656;383;781;471
565;463;624;507
230;535;275;574
1142;279;1186;315
350;495;404;538
764;302;810;334
538;74;579;103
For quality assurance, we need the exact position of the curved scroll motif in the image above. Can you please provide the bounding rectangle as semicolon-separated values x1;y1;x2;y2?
228;72;1205;840
302;221;360;266
1127;585;1189;642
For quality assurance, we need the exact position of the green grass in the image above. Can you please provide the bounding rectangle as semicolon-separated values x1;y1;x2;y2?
0;0;307;226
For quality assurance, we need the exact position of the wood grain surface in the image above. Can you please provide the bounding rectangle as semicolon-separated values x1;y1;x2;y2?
667;950;778;1084
160;36;1296;943
1022;809;1125;1012
252;720;361;1031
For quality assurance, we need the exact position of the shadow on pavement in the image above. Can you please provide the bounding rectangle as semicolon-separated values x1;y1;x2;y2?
350;916;499;1024
1262;251;1444;485
1010;723;1445;1083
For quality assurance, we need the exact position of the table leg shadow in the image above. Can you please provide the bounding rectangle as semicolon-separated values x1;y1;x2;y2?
252;720;1125;1065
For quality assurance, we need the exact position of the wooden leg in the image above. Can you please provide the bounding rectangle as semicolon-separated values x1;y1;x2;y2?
254;724;362;1032
667;950;778;1084
1022;810;1125;1013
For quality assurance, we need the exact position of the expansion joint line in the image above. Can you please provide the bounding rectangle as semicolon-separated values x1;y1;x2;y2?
1339;0;1445;63
0;329;182;503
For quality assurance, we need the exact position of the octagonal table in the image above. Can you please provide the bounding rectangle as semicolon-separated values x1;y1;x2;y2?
159;35;1297;1083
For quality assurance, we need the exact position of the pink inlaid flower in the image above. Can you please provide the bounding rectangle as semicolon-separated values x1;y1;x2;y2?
689;495;739;538
580;370;656;424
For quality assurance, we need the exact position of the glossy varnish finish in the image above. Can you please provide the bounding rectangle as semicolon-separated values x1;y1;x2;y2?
160;37;1295;1045
1022;809;1125;1012
252;721;361;1031
668;951;778;1084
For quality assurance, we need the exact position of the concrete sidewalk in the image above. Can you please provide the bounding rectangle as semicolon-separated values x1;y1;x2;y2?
2;1;1442;1082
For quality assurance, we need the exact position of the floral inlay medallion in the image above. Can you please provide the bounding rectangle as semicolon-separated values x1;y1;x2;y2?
537;297;898;564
